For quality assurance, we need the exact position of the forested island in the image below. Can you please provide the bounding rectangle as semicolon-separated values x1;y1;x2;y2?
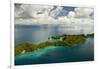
15;34;94;56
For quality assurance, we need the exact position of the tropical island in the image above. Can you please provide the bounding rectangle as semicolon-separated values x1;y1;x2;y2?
15;34;94;56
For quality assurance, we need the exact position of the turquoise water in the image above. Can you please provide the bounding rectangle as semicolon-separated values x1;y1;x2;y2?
15;37;94;65
15;25;94;65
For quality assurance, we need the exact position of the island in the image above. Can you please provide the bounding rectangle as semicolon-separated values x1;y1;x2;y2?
15;34;94;56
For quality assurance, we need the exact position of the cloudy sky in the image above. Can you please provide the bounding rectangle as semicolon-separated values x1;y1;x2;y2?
15;3;94;24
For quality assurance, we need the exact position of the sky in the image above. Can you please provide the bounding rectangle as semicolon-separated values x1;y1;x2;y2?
14;3;94;24
14;3;94;34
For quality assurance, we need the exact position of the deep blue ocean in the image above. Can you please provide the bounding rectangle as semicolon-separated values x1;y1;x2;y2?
15;24;94;65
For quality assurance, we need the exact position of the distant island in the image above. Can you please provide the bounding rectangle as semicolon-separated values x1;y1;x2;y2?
15;34;94;56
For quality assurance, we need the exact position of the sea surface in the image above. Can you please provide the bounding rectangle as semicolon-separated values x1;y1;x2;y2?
15;24;94;65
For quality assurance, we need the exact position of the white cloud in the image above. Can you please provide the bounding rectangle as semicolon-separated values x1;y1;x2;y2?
67;11;76;18
75;7;94;18
15;5;94;24
15;4;54;18
58;16;70;23
15;16;57;24
15;4;67;19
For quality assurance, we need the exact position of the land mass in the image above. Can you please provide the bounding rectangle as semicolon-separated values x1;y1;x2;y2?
15;34;94;56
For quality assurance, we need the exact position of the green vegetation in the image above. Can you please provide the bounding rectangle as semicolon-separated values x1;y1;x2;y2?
63;35;85;45
15;34;94;56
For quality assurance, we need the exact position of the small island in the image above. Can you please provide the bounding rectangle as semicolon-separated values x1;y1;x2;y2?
15;34;94;56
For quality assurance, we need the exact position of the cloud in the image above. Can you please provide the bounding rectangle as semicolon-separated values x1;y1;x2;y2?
75;7;94;18
15;4;61;19
49;6;64;18
15;4;94;25
15;4;94;34
15;16;57;24
57;7;94;24
58;16;70;23
67;11;76;18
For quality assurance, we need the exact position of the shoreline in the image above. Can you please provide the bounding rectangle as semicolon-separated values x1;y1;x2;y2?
15;34;94;56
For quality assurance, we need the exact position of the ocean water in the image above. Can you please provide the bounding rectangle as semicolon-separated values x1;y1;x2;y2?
15;24;94;65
